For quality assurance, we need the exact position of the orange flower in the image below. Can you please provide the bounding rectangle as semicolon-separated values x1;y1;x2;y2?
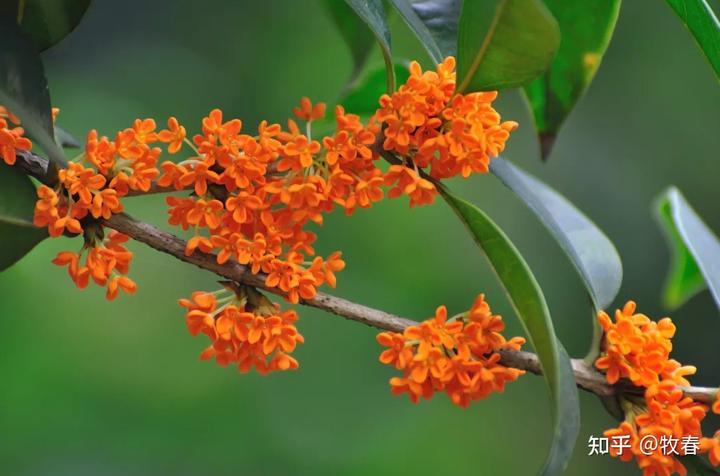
279;131;321;171
52;230;135;300
0;126;32;165
180;287;304;374
595;301;681;387
157;117;186;154
701;434;720;467
292;97;326;121
596;302;719;473
132;118;158;144
384;165;437;207
377;293;524;407
59;162;107;205
374;57;515;183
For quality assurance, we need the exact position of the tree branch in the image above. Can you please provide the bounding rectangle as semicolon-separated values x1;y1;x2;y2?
11;150;719;406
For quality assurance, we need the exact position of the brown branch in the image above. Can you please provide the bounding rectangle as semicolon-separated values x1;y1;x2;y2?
11;150;720;406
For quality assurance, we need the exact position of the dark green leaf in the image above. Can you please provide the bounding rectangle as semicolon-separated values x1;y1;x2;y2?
442;189;580;476
55;125;81;148
456;0;560;92
682;455;720;475
323;0;375;82
523;0;621;160
14;0;91;51
491;158;622;310
340;62;410;116
0;18;66;167
343;0;396;92
664;0;720;78
0;165;46;271
656;187;720;310
389;0;460;63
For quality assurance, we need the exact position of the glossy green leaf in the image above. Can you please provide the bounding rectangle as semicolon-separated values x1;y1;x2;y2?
523;0;621;160
55;125;81;148
491;158;622;310
456;0;560;92
1;0;92;51
664;0;720;78
442;189;580;476
340;62;410;116
323;0;375;82
389;0;460;63
343;0;396;92
656;187;720;310
0;165;46;271
0;18;66;167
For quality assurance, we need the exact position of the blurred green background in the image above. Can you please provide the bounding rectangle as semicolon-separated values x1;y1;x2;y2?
1;1;718;475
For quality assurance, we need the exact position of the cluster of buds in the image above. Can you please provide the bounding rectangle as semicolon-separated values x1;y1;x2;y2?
376;294;525;407
179;283;303;374
595;301;720;474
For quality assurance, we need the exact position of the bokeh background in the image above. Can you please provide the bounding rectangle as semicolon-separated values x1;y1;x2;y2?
1;1;718;475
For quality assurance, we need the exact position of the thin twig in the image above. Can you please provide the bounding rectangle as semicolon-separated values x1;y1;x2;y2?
11;150;719;406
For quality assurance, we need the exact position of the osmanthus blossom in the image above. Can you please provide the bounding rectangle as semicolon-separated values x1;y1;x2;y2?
2;54;719;474
594;301;720;474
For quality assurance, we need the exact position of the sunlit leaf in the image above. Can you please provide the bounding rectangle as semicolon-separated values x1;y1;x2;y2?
442;189;580;476
656;187;720;310
389;0;460;63
491;158;622;310
0;18;66;167
342;0;396;92
523;0;621;160
0;165;46;271
664;0;720;78
456;0;560;92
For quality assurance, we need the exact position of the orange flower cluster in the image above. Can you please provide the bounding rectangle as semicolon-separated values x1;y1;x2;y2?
595;301;693;387
179;285;303;374
377;57;518;206
2;57;518;379
156;60;515;303
376;294;525;407
32;116;183;296
51;229;136;300
0;106;31;165
596;302;719;474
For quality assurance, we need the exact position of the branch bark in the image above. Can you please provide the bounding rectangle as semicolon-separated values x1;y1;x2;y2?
12;150;719;406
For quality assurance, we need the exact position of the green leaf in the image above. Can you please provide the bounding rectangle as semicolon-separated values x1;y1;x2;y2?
523;0;621;160
389;0;460;63
663;0;720;79
323;0;375;82
0;18;67;167
491;158;622;310
656;187;720;310
442;189;580;476
343;0;396;92
0;0;92;51
456;0;560;92
55;125;81;148
340;62;410;116
682;455;720;475
0;165;46;271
